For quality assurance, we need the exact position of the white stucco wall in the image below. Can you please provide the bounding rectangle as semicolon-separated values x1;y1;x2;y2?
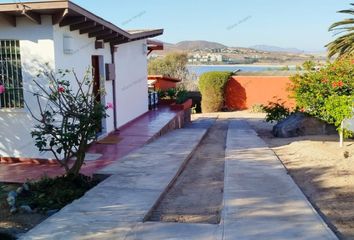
53;24;115;134
0;16;150;159
115;39;149;127
0;15;56;159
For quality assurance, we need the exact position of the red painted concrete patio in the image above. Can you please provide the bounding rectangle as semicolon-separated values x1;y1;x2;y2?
0;107;182;183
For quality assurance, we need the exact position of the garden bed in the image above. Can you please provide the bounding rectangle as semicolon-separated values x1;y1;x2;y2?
0;175;100;239
0;183;47;239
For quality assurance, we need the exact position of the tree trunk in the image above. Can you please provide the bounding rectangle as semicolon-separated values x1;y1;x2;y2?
339;121;344;148
68;140;87;176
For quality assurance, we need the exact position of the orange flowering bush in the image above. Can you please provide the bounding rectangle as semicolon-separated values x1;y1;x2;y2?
290;55;354;124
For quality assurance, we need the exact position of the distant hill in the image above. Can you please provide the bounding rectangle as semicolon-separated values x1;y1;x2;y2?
250;45;304;54
165;40;228;51
152;40;326;64
163;41;305;54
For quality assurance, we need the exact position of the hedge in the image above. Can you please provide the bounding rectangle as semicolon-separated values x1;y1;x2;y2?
198;71;233;113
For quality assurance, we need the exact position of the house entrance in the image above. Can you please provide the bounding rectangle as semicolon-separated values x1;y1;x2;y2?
91;55;106;135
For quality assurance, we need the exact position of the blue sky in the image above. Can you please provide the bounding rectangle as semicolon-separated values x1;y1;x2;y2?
5;0;353;51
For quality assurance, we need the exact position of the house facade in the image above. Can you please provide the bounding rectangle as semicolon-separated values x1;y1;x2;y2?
0;1;163;159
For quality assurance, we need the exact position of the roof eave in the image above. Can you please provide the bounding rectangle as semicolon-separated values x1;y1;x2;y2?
0;1;163;45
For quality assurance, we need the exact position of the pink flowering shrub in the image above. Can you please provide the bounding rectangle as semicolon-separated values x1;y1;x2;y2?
29;69;108;176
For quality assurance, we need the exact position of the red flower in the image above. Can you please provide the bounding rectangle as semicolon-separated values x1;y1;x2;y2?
332;81;344;88
0;85;5;94
58;86;65;93
321;79;328;83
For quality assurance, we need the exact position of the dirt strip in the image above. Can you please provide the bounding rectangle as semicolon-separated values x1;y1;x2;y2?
148;119;228;224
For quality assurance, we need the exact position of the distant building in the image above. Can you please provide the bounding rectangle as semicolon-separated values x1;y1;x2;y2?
188;53;225;63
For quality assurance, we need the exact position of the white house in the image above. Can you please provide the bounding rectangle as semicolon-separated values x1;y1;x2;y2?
0;1;163;159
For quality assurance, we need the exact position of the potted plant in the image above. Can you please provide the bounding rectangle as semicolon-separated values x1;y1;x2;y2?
158;88;176;105
170;89;192;110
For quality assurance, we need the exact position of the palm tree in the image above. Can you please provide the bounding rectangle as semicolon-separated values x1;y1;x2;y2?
326;4;354;58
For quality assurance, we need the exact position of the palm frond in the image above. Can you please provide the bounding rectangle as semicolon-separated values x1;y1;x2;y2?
329;19;354;30
327;4;354;58
327;32;354;58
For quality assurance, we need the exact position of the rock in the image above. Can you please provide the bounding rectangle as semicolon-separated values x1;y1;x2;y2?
7;191;17;198
273;112;337;138
10;207;17;214
16;187;24;195
6;196;16;207
19;205;33;214
22;183;30;191
46;209;59;216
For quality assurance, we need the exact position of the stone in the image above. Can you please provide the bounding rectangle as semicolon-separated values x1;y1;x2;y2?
272;112;337;138
19;205;33;214
10;207;17;214
7;191;17;198
16;187;24;195
6;196;16;207
22;183;30;191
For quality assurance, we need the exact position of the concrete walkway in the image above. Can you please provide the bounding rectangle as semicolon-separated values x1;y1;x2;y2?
20;120;212;240
20;117;337;240
222;120;337;240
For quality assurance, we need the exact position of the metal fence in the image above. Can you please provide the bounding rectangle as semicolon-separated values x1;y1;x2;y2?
0;40;24;108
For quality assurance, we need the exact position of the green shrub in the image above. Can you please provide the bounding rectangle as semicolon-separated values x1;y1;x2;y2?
166;88;177;99
198;71;233;113
263;99;291;123
250;104;266;113
290;55;354;146
175;89;189;104
290;55;354;123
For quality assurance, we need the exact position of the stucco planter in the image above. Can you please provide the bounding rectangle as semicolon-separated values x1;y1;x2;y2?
170;99;193;111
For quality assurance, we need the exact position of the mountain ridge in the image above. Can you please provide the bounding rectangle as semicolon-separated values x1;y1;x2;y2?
249;44;305;53
162;40;308;54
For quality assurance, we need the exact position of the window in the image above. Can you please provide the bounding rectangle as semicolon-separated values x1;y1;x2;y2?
0;40;24;108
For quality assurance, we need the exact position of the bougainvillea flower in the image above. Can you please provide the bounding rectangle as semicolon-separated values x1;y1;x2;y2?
106;102;114;109
58;86;65;93
0;85;5;94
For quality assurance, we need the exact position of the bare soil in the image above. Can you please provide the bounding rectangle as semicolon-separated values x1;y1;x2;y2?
241;111;354;240
149;119;227;224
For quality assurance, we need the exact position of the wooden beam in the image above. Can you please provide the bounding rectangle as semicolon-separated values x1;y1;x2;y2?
88;29;112;38
2;14;16;27
96;33;117;41
79;25;103;34
111;37;130;46
104;34;124;43
52;9;68;25
59;16;86;27
21;10;41;24
70;21;95;31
